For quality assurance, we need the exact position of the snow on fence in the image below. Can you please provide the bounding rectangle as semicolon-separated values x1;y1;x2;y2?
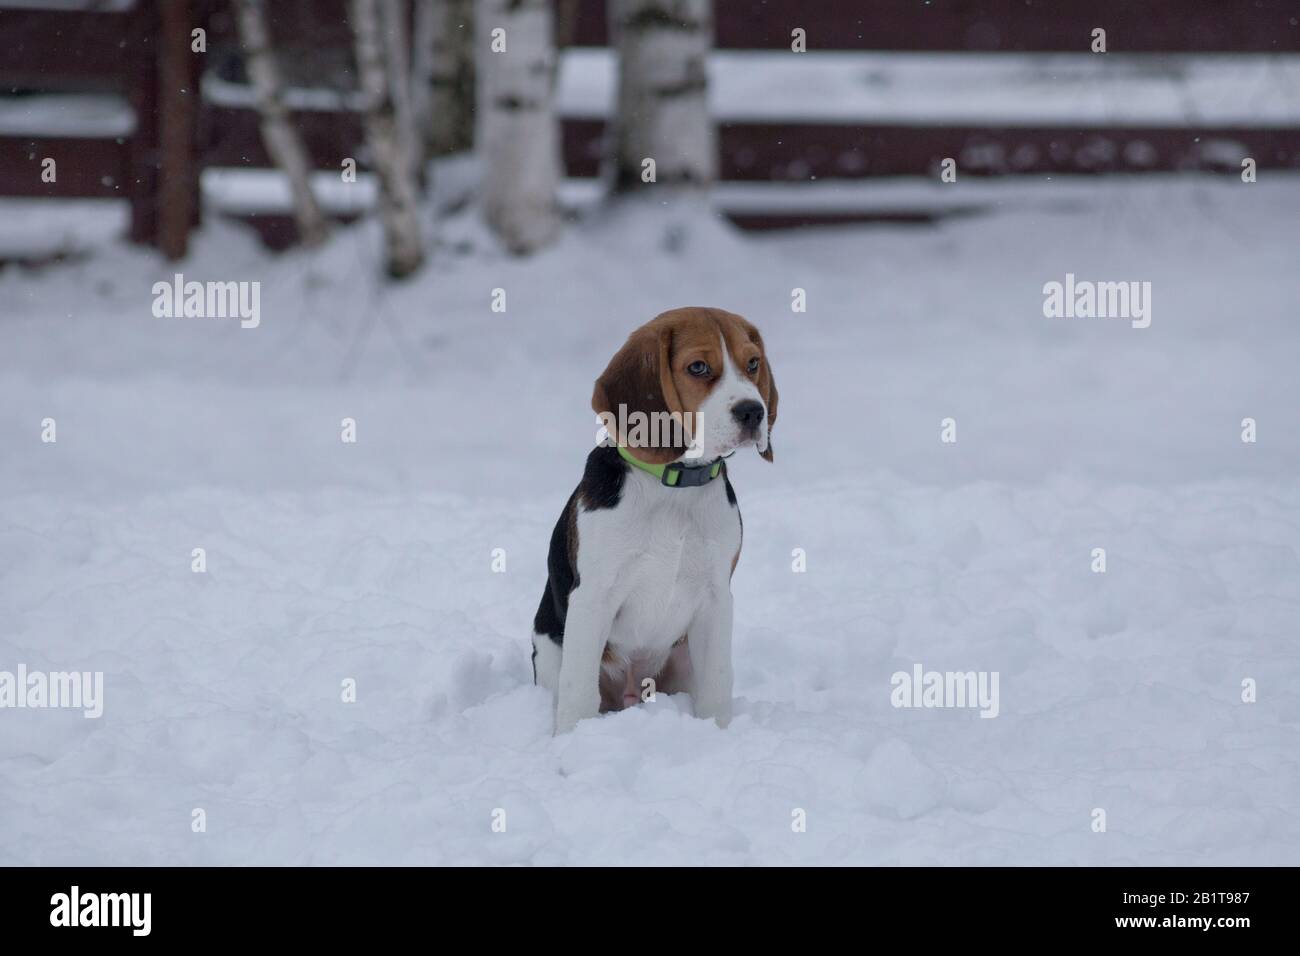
2;0;1299;257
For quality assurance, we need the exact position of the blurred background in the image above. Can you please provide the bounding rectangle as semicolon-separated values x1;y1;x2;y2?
2;0;1299;263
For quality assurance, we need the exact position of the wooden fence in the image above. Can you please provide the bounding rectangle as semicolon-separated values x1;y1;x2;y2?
1;0;1298;258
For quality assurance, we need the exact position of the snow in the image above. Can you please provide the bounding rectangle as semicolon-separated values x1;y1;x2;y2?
559;49;1300;126
0;198;126;259
1;174;1298;864
0;94;134;137
202;73;370;114
202;168;378;214
202;168;1206;222
195;50;1300;127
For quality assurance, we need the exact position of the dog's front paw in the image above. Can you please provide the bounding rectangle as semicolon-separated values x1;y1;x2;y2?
693;694;733;729
553;697;598;735
553;709;582;735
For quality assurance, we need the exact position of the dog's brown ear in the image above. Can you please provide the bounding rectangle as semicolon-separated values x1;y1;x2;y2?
759;368;778;462
738;318;778;462
592;322;685;465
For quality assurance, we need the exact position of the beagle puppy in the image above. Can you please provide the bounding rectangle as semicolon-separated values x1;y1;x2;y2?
532;307;778;734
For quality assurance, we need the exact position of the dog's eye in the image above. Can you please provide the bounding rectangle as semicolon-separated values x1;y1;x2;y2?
687;360;710;377
747;357;761;374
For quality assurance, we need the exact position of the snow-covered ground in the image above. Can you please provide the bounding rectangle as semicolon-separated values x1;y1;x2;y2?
1;174;1298;865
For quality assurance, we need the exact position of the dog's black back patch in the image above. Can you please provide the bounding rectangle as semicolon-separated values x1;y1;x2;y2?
532;446;629;655
576;444;626;511
533;492;578;643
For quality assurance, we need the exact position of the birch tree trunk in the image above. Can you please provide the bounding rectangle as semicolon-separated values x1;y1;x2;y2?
608;0;716;193
234;0;330;247
412;0;475;157
476;0;562;254
351;0;425;278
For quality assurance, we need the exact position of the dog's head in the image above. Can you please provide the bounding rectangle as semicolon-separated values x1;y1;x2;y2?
592;307;778;465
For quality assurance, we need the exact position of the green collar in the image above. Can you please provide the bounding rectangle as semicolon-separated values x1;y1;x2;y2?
617;445;726;488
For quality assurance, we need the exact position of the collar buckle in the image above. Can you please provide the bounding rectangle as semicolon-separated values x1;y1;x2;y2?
661;459;724;488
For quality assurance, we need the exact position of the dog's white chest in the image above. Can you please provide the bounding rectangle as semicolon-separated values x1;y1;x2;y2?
581;474;739;664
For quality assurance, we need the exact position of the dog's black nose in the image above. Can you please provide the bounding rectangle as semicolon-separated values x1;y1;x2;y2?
731;400;764;431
